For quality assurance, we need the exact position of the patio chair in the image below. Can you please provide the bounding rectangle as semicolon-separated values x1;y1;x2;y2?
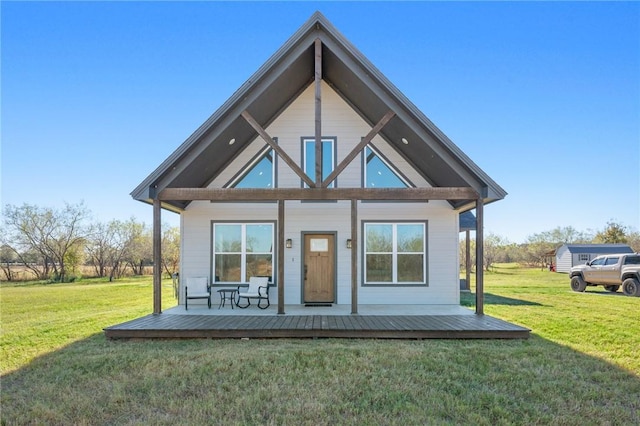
236;276;270;309
185;276;211;310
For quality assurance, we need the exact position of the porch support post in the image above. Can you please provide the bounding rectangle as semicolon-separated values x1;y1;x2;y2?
475;197;484;315
351;199;358;314
153;197;162;314
314;38;322;187
278;200;285;314
465;229;471;291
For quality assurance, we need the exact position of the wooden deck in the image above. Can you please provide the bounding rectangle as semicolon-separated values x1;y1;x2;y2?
104;313;530;340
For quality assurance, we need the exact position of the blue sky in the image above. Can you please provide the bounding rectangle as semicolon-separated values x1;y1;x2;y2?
2;1;639;243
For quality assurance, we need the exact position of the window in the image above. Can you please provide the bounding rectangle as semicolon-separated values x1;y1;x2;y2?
624;256;640;265
578;254;590;262
604;257;619;266
363;145;411;188
226;146;275;188
363;222;426;285
213;223;274;283
302;138;335;187
590;257;606;266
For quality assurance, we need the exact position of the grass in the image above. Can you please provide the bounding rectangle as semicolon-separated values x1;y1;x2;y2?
1;267;639;424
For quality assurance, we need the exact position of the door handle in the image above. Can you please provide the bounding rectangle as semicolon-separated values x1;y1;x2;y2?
304;265;308;281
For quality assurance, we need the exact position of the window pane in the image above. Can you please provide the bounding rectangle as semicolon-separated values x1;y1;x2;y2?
233;150;273;188
215;225;241;252
366;224;392;252
366;254;392;282
304;140;334;186
397;224;424;252
215;254;241;282
246;254;273;281
398;254;424;282
322;141;333;182
246;224;273;253
365;147;407;188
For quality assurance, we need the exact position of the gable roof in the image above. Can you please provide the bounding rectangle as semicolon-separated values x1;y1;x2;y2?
131;11;506;212
559;244;634;255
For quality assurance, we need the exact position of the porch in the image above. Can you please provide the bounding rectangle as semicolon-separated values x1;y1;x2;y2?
104;305;530;339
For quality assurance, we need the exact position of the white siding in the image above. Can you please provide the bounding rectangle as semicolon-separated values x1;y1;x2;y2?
555;245;573;273
180;82;460;306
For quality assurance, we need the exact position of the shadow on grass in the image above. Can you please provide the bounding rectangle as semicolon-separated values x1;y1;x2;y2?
1;332;639;424
460;292;544;307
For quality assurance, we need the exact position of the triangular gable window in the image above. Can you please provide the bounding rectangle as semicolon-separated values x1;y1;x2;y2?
226;146;275;188
363;145;412;188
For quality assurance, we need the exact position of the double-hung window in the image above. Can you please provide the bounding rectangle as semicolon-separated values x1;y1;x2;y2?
302;138;336;187
213;222;274;283
363;222;426;285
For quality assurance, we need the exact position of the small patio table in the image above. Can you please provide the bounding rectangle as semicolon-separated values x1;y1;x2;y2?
217;289;238;309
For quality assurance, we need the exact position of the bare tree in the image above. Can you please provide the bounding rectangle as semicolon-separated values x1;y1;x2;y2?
161;225;180;278
483;233;510;271
3;202;89;282
125;222;152;275
86;221;111;278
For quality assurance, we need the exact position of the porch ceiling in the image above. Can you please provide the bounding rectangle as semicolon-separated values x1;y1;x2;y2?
131;12;506;212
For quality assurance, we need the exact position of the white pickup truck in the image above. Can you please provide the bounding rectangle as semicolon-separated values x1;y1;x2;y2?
569;253;640;297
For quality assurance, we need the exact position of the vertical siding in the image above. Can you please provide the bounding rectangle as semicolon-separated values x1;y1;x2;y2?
555;245;572;273
180;82;460;306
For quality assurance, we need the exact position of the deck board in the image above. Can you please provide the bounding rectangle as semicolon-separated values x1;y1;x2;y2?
104;313;529;339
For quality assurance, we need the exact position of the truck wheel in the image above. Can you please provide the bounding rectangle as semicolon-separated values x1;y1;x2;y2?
622;278;640;297
571;276;587;292
604;285;620;292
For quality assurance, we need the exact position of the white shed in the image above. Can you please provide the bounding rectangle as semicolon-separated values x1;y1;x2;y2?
555;244;634;273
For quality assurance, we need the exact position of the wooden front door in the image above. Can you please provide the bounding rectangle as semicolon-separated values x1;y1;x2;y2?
303;233;335;303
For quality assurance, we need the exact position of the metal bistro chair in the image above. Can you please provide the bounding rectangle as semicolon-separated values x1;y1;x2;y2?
184;277;211;310
236;276;270;309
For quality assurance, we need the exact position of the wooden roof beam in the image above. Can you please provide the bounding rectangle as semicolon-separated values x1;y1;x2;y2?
322;110;396;188
314;38;323;187
159;187;479;202
241;110;316;188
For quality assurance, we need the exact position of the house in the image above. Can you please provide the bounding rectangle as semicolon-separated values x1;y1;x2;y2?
130;12;506;316
555;244;634;273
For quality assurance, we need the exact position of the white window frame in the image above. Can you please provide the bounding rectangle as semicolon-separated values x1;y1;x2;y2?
212;222;275;284
363;222;427;286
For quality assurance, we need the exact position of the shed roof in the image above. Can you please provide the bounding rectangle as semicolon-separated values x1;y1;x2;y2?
131;11;506;212
559;244;634;255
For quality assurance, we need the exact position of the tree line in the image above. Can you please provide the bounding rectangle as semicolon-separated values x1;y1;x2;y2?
461;221;640;272
0;202;179;282
2;202;637;281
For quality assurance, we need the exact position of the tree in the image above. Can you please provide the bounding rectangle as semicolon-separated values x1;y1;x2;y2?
3;202;90;282
522;226;592;268
484;233;510;271
0;243;17;281
125;222;152;275
594;220;628;244
161;225;180;278
626;230;640;252
86;218;144;280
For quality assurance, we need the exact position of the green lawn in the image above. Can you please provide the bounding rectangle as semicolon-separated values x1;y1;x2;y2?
1;267;639;425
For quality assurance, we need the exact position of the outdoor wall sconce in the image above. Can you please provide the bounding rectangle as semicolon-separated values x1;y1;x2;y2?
286;239;292;249
346;239;352;249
